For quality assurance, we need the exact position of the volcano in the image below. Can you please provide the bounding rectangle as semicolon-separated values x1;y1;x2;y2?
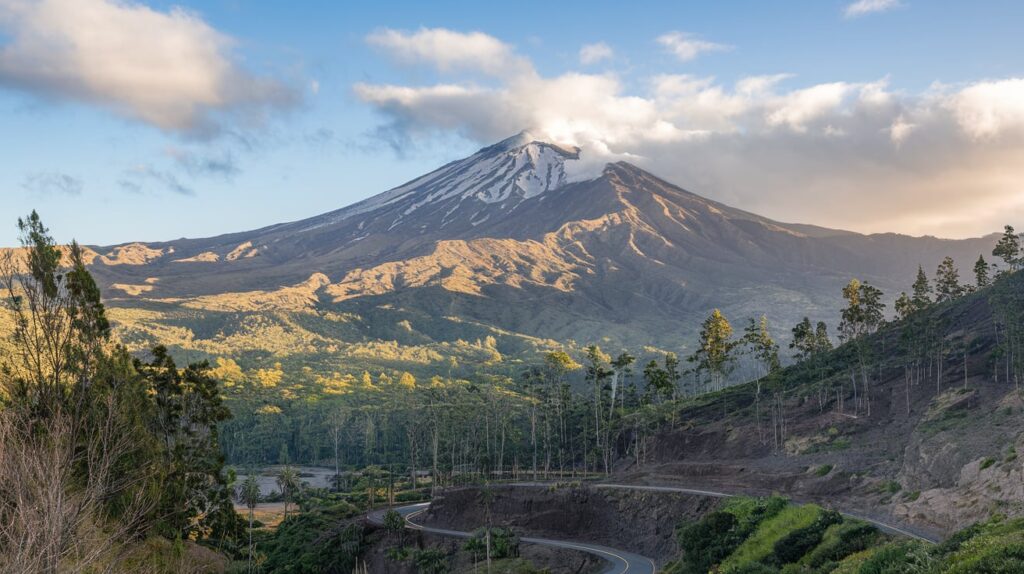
80;132;998;357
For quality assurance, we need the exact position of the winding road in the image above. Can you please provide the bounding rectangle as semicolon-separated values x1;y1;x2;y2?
368;502;657;574
591;483;940;544
366;481;939;573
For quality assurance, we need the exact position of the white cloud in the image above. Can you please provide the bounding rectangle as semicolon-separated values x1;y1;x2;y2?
945;78;1024;139
0;0;297;135
355;27;1024;238
765;82;853;131
844;0;904;18
579;42;613;65
366;27;534;78
656;31;730;62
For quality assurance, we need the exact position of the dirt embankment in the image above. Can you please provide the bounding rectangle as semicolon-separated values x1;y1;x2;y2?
419;484;721;561
619;337;1024;538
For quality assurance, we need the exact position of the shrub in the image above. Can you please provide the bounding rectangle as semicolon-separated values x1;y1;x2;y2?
801;522;880;568
382;509;404;534
412;547;449;574
857;541;934;574
980;457;996;470
769;510;842;566
676;511;741;573
464;527;520;561
814;464;834;477
727;562;779;574
878;480;901;494
946;541;1024;574
720;505;821;571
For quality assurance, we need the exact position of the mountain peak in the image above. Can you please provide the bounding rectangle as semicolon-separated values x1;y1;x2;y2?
310;132;584;232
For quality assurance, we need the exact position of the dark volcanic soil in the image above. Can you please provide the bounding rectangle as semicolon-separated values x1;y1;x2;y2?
419;483;721;561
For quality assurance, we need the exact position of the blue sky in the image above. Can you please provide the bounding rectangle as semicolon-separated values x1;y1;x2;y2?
2;0;1023;245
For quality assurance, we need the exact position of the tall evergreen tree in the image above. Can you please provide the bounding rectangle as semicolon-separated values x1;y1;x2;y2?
690;309;736;392
934;256;964;303
895;292;914;321
790;317;815;362
974;254;991;289
993;224;1022;271
743;315;780;377
911;265;933;310
814;322;833;353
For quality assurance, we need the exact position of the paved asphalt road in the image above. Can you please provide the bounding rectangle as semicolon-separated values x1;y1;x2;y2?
591;483;940;544
366;480;941;573
368;502;657;574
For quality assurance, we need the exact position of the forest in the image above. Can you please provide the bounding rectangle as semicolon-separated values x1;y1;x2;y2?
3;213;1023;573
217;225;1024;488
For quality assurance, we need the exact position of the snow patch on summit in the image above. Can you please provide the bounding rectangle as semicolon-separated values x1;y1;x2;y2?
312;133;584;230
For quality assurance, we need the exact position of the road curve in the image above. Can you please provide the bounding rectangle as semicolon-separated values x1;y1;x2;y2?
591;483;940;544
368;502;657;574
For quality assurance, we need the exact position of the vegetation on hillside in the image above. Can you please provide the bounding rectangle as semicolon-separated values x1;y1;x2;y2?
0;213;243;572
666;496;1024;574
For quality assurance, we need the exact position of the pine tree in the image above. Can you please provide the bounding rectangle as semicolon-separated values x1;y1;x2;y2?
934;256;964;303
974;254;990;289
690;309;735;392
790;317;815;362
814;322;832;353
911;265;932;310
993;224;1022;271
743;315;780;377
895;292;914;321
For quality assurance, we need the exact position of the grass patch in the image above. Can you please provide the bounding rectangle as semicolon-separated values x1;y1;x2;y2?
813;464;834;477
878;480;901;495
980;457;996;470
719;504;821;571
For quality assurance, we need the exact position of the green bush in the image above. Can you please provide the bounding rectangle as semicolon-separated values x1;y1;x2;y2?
260;514;366;574
801;521;879;568
857;541;934;574
412;547;449;574
769;510;842;566
980;457;996;470
464;527;520;562
676;511;742;573
946;541;1024;574
814;464;834;477
721;505;822;571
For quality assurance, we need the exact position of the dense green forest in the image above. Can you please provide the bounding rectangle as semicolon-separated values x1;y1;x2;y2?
217;225;1024;486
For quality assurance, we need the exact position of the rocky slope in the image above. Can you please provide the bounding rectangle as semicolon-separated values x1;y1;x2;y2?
617;271;1024;536
20;131;1000;375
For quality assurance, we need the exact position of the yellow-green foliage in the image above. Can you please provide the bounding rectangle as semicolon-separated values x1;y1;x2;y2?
829;548;874;574
941;517;1024;573
720;504;822;571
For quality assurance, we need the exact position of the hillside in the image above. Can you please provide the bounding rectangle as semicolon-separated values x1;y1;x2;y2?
619;269;1024;536
28;132;995;386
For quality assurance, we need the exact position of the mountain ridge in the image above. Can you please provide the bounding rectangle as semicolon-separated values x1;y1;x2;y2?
4;133;1002;376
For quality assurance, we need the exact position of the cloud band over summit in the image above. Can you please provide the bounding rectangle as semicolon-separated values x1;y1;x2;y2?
356;27;1024;238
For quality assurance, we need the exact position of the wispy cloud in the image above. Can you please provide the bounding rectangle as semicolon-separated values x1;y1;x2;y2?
0;0;299;136
844;0;904;18
167;148;241;180
355;27;1024;237
366;27;534;79
579;42;613;65
120;166;194;196
22;171;83;197
656;31;730;62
